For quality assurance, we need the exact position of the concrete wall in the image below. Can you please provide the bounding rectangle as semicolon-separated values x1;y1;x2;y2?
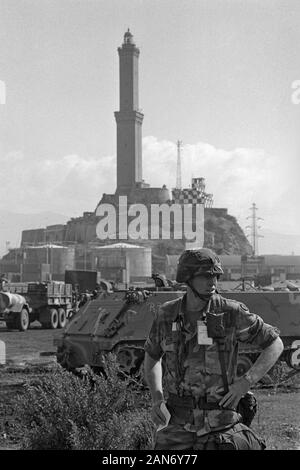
64;214;98;244
21;228;45;246
45;225;65;243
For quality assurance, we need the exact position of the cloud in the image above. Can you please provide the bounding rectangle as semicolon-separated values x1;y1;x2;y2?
0;150;116;215
0;136;298;238
142;136;298;235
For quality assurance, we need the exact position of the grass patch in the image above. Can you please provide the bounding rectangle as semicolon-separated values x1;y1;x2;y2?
252;390;300;450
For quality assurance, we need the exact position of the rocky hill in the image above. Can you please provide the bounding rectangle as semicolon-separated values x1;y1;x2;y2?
204;208;253;255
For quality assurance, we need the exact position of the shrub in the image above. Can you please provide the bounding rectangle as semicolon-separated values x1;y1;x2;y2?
14;354;154;450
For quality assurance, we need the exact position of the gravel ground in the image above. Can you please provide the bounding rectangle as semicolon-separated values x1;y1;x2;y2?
0;321;62;363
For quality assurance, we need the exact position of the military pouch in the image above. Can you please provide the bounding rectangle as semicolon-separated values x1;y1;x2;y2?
206;311;226;338
216;423;266;450
237;391;257;427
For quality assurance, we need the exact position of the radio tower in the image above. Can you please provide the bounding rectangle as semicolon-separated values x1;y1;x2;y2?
246;203;264;256
176;140;182;189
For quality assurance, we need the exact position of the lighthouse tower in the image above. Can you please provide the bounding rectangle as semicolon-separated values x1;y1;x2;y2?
114;29;144;194
97;30;170;209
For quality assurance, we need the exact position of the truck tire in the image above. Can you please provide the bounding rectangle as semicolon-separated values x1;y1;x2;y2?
49;308;59;329
16;308;30;332
236;355;253;377
58;308;67;328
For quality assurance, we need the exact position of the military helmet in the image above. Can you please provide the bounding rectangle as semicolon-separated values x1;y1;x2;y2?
176;248;224;283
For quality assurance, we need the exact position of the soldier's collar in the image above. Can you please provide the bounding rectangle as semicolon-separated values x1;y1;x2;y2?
177;294;208;322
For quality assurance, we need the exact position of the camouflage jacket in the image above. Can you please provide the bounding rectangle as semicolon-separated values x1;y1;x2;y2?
144;293;280;436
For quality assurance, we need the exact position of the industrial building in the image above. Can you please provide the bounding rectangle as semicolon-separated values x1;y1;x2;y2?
0;245;76;282
165;253;300;286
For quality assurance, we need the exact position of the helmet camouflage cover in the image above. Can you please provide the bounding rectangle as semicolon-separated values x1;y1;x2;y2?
176;248;224;283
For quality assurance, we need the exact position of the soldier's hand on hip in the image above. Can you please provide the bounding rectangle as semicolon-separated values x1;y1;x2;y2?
218;377;250;409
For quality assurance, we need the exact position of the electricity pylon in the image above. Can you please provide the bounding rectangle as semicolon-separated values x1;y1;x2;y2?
246;203;264;256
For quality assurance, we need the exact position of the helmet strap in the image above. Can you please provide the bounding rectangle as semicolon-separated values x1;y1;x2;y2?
186;280;212;302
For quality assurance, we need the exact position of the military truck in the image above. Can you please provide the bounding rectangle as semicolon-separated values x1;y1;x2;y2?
0;291;31;331
55;288;300;380
0;281;73;331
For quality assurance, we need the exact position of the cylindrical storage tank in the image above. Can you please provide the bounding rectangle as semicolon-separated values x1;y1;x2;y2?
93;243;152;281
51;246;76;274
24;246;47;264
126;246;152;277
93;247;125;268
24;245;76;277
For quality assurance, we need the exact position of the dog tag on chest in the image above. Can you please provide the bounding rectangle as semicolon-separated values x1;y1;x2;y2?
197;320;213;345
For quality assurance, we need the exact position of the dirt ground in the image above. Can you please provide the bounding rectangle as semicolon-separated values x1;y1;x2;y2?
0;321;61;363
0;321;63;450
0;321;300;450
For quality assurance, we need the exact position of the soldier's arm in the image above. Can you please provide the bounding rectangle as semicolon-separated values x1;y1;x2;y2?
242;336;284;386
219;337;283;409
144;352;167;426
144;352;164;402
235;303;284;385
219;301;284;408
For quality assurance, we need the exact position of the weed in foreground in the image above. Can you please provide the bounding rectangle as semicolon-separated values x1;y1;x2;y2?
13;354;154;450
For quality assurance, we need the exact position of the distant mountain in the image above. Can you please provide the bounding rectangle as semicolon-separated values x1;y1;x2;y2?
259;229;300;255
0;211;70;256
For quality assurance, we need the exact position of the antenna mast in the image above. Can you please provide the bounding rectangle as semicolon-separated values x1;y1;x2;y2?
176;140;182;189
246;203;264;256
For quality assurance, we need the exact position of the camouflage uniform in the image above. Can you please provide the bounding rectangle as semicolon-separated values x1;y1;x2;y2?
144;293;279;450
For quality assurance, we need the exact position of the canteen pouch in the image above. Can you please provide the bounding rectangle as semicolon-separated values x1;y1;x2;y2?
206;311;226;338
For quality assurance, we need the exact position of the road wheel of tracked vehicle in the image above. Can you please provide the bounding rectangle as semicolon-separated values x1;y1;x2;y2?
5;320;16;330
286;342;300;370
58;308;67;329
15;308;30;332
48;308;59;329
115;346;144;376
236;355;253;377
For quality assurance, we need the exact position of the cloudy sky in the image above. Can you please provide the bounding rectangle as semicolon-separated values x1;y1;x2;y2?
0;1;299;246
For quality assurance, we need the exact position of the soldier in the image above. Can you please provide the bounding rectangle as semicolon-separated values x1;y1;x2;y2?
0;275;8;292
144;248;284;450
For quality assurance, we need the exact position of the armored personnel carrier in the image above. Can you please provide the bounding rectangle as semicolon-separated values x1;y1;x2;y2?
55;286;300;380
